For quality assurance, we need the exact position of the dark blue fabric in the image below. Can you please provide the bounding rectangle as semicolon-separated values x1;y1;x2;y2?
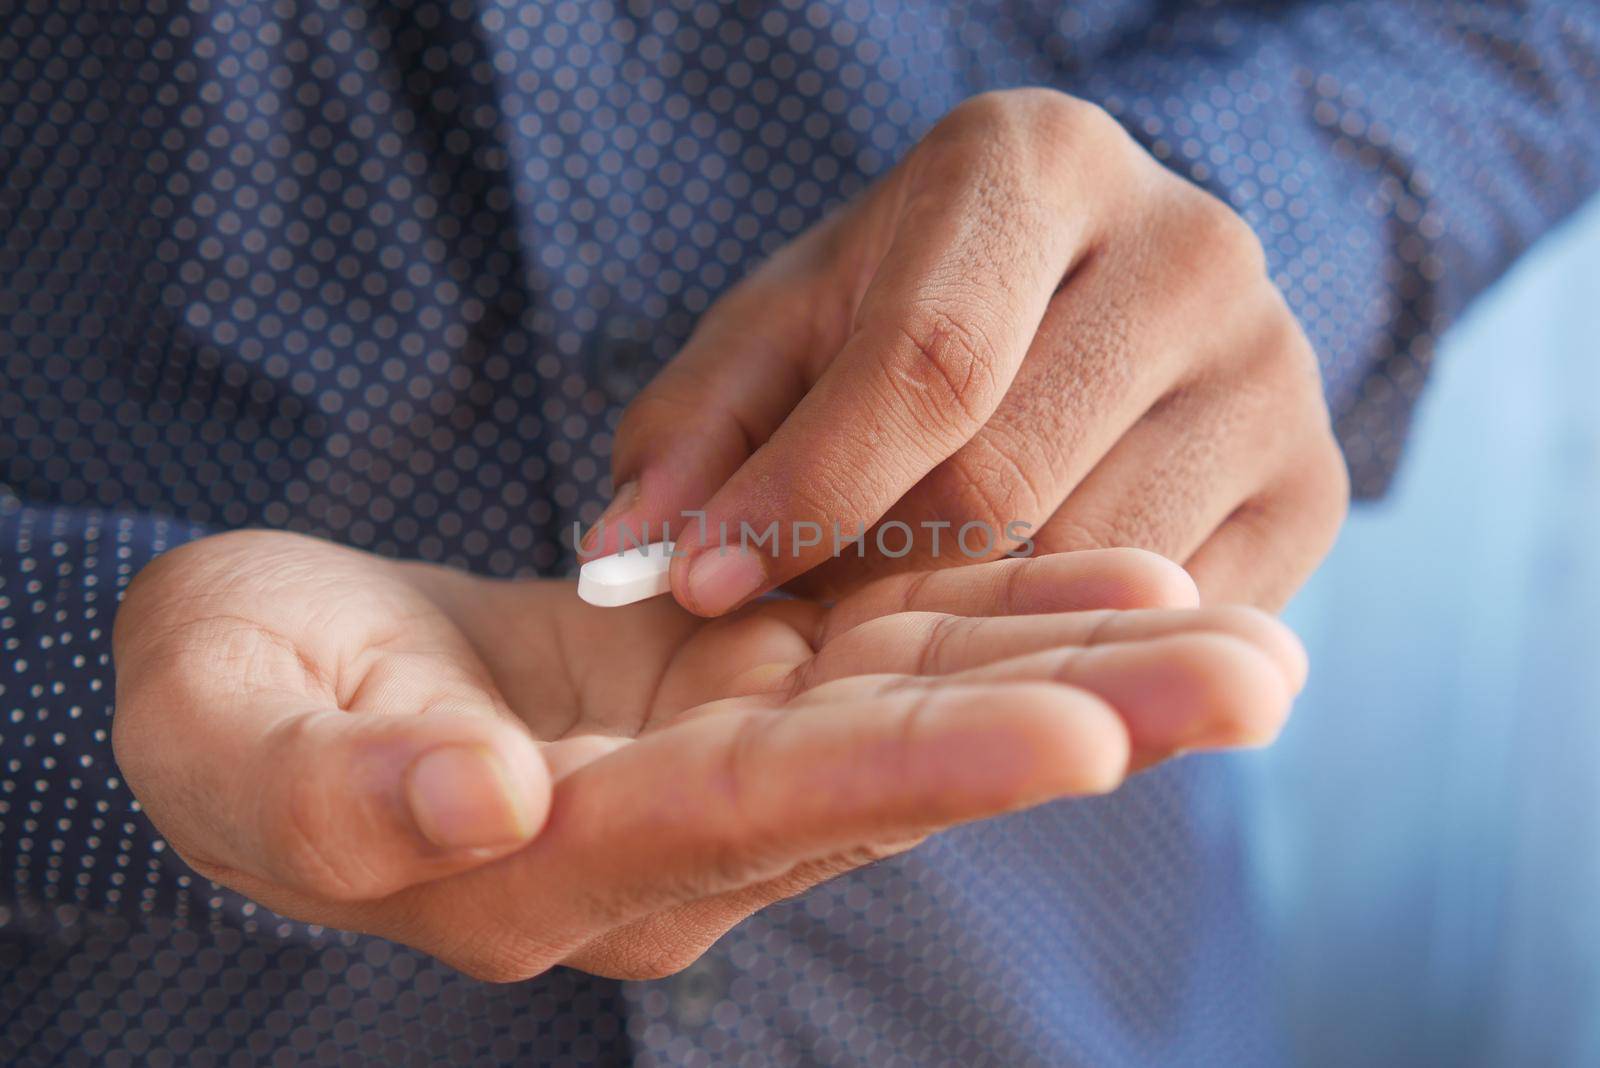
2;1;1596;1064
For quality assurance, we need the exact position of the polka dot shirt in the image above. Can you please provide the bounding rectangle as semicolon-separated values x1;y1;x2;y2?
2;1;1597;1064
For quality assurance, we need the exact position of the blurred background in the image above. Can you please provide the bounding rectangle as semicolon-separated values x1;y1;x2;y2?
1247;195;1600;1066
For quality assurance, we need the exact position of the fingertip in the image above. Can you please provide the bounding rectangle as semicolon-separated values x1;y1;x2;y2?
389;710;554;857
1047;632;1294;759
678;545;770;617
1017;684;1132;798
404;741;546;852
1086;548;1201;610
928;683;1132;811
1202;605;1309;695
476;716;555;836
1159;632;1294;750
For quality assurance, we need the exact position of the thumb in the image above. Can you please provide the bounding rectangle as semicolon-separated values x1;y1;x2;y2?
118;695;552;904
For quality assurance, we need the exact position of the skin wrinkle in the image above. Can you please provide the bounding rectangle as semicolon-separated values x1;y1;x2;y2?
888;686;940;817
915;613;970;677
339;613;492;712
780;444;900;535
998;556;1032;616
636;620;705;733
546;601;587;741
1078;609;1124;654
937;429;1050;535
176;612;335;702
809;566;936;651
402;567;586;734
889;311;998;432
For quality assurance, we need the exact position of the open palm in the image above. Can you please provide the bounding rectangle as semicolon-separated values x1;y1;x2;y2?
112;530;1302;980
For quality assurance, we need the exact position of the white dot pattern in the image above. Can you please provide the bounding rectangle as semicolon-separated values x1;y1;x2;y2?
3;0;1597;1064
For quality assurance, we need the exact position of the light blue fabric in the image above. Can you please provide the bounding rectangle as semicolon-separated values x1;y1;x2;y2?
1253;194;1600;1067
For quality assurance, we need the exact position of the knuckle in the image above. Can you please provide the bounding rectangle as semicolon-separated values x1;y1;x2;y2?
888;304;1002;434
616;379;700;441
1222;299;1326;424
945;88;1116;147
932;89;1021;143
108;693;160;802
1305;433;1352;530
116;549;180;631
457;958;545;984
1188;191;1268;279
928;433;1050;530
695;820;785;900
1025;90;1120;151
688;839;769;899
611;392;671;461
925;90;1127;203
1251;303;1321;381
114;537;229;660
1077;548;1200;610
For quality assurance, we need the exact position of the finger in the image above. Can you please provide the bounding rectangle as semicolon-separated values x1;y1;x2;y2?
670;109;1101;615
819;548;1199;643
1186;441;1349;609
115;684;552;905
802;605;1308;694
798;631;1296;756
580;237;834;559
407;679;1130;978
1030;374;1283;563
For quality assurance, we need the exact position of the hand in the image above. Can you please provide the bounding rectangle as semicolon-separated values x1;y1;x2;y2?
113;530;1304;980
587;88;1348;614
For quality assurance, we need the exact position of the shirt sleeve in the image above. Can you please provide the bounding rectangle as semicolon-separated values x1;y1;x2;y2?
1068;1;1600;495
0;495;213;919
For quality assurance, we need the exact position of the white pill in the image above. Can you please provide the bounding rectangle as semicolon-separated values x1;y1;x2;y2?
578;541;675;607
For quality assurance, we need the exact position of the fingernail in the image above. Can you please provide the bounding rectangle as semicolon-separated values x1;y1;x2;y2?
405;745;534;851
685;546;767;615
580;479;639;554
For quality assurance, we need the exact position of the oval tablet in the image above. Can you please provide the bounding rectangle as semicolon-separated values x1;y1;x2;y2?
577;541;674;607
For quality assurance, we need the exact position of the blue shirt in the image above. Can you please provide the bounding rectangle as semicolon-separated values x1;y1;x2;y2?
3;1;1597;1064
